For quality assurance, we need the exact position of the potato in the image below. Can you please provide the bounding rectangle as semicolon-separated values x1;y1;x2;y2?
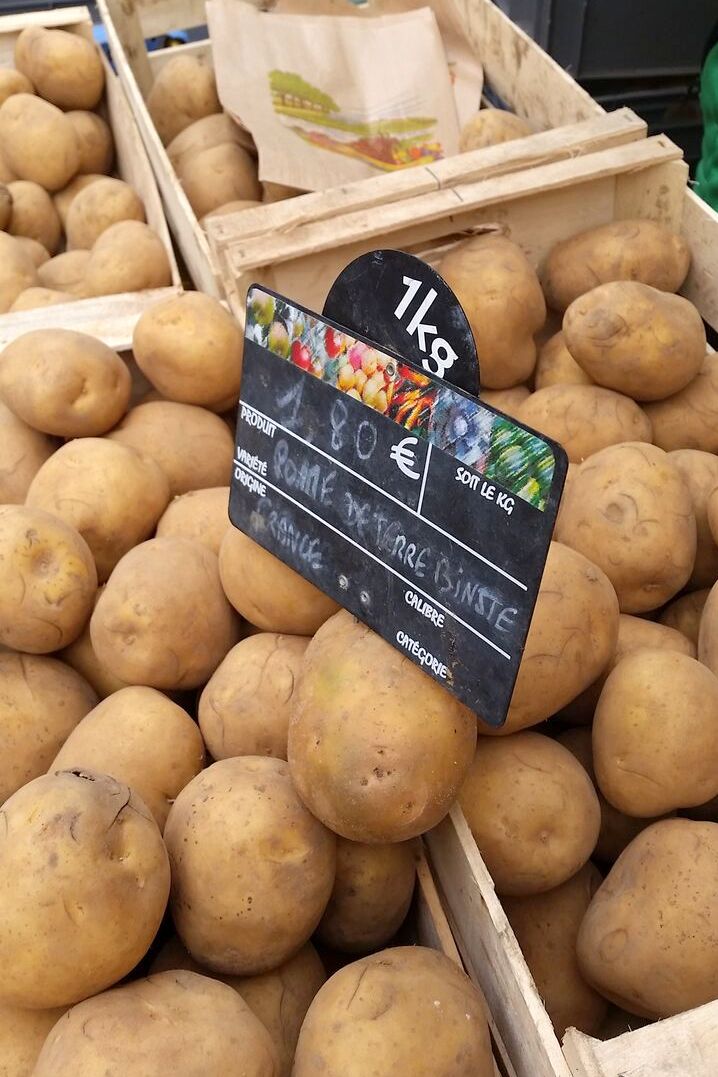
91;537;239;690
37;248;90;295
293;946;494;1077
108;400;234;496
52;686;205;831
0;769;169;1008
0;148;16;183
542;219;691;311
0;1003;68;1077
81;220;172;297
0;652;97;805
26;438;170;581
563;282;705;401
555;442;696;613
577;818;718;1017
661;587;710;644
288;609;477;842
317;838;415;953
15;26;104;110
459;107;532;151
53;172;103;227
0;66;33;106
0;232;38;312
481;385;530;418
665;449;718;588
0;182;10;230
439;235;545;388
178;142;261;218
147;55;220;145
201;198;262;227
517;385;652;463
534;330;593;390
503;863;607;1037
643;353;718;452
66;176;145;249
0;401;56;503
165;756;335;974
460;733;600;895
133;292;243;409
12;235;50;267
709;486;718;545
156;486;230;553
10;286;68;311
60;586;129;698
0;94;79;191
484;541;618;735
166;112;249;168
697;579;718;677
219;529;339;634
0;328;131;437
0;505;96;653
199;633;309;760
33;970;279;1075
66;109;113;174
262;181;301;203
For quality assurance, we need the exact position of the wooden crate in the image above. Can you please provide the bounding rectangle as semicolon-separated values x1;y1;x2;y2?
0;6;181;351
95;0;640;300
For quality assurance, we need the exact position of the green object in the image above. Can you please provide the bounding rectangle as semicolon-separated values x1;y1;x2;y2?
696;35;718;210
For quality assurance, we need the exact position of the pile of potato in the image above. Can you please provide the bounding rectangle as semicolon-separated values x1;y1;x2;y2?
0;26;171;312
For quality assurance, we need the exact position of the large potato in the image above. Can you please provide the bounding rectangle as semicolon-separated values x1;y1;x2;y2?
293;947;494;1077
0;769;169;1009
0;232;38;312
53;172;103;227
288;609;477;842
0;401;56;503
594;649;718;816
178;142;261;218
0;1003;68;1077
133;291;243;410
577;818;718;1017
91;537;239;690
0;67;33;106
517;384;652;463
199;633;309;760
503;864;607;1037
81;219;172;296
38;248;90;295
10;286;69;311
26;437;170;581
667;449;718;588
439;235;545;388
52;686;205;831
485;541;618;735
534;330;593;389
0;652;97;805
317;838;415;953
661;587;710;644
563;282;705;401
66;176;144;249
66;110;113;174
165;756;336;974
0;329;131;437
60;586;129;698
643;354;718;452
459;733;600;895
33;970;279;1076
167;112;249;168
7;180;61;253
156;486;230;553
0;505;96;653
542;219;691;311
556;442;696;612
219;529;339;634
0;94;79;191
459;107;532;151
14;26;104;110
108;400;234;495
481;385;530;418
147;55;220;145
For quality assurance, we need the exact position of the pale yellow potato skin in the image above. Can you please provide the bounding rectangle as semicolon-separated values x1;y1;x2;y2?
555;442;696;613
165;757;336;975
14;26;104;110
33;971;279;1076
481;385;530;418
147;55;220;145
60;585;129;698
38;248;91;295
91;537;239;690
7;180;61;253
156;486;230;553
0;769;169;1009
0;400;56;503
0;1003;67;1077
66;177;145;250
9;286;69;311
288;610;477;842
517;384;652;463
167;112;248;168
293;946;495;1077
12;236;50;267
177;141;261;218
504;863;607;1037
52;686;205;831
0;232;38;312
667;449;718;588
439;234;546;389
26;437;170;582
459;107;532;151
643;353;718;452
660;586;710;645
460;732;600;895
219;529;339;634
542;219;691;312
80;219;172;297
0;94;79;191
201;198;262;227
0;66;33;107
577;818;718;1018
66;110;113;174
52;172;103;228
317;838;416;953
0;505;97;653
563;282;705;401
199;633;309;760
0;652;97;805
534;329;593;389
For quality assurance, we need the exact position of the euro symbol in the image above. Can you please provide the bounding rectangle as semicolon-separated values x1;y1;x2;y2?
390;436;421;480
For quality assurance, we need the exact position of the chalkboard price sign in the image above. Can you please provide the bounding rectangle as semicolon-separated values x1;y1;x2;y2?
231;281;567;727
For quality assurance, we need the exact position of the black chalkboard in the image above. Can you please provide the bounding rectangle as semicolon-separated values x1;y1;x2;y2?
231;284;567;727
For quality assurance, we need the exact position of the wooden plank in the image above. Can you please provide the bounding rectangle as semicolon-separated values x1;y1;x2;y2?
680;189;718;334
146;37;211;73
613;150;688;229
103;0;154;97
132;0;207;38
